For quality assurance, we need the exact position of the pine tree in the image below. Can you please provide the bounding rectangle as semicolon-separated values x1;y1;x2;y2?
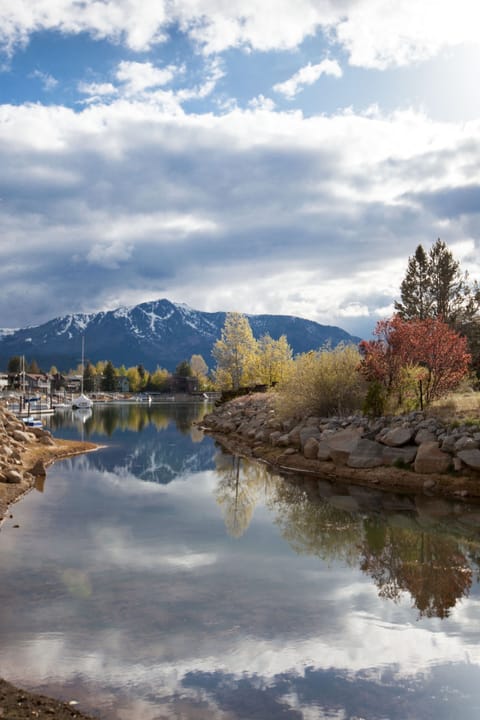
102;360;117;392
83;362;95;393
394;244;431;320
395;239;479;327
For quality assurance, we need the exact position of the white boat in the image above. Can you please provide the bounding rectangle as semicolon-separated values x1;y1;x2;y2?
23;416;43;428
71;393;93;409
72;336;93;410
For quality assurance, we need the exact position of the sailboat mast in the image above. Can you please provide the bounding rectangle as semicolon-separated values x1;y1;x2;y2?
80;335;85;395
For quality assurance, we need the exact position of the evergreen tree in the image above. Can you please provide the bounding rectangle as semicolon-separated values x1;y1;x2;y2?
394;244;431;320
102;360;117;392
395;239;479;327
175;360;193;377
83;362;95;393
27;358;41;374
7;356;22;374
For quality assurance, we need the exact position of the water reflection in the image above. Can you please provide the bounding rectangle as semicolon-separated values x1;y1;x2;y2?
2;404;480;719
51;402;209;439
220;463;480;619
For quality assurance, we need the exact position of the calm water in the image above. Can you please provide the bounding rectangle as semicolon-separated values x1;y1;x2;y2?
1;404;480;719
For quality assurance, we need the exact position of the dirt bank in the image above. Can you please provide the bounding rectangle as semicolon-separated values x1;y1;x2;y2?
0;677;99;720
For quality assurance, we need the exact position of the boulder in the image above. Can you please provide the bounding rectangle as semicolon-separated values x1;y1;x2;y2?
327;428;362;466
414;429;436;445
317;440;332;461
299;426;321;449
457;449;480;472
5;469;23;484
379;426;414;447
382;445;417;466
347;439;384;468
414;442;451;474
455;436;479;452
303;437;320;459
12;429;36;443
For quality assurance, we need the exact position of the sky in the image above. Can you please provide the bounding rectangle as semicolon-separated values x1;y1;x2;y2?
1;1;480;339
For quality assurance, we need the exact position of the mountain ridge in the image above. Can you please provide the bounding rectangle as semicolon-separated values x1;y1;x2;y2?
0;298;361;372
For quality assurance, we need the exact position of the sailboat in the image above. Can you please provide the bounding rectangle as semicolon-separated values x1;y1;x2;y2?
72;335;93;410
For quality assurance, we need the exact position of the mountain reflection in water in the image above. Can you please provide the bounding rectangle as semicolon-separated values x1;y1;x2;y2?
1;403;480;720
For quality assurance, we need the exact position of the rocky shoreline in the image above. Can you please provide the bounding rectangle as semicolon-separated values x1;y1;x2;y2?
201;393;480;499
0;404;99;720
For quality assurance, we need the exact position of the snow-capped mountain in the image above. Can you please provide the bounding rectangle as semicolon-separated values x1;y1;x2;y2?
0;298;361;372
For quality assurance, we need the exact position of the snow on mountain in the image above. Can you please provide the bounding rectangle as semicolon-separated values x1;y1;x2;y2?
0;298;360;372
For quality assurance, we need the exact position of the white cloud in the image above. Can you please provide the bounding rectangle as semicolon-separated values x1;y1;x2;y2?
273;59;342;99
335;0;480;69
1;0;479;68
115;60;179;94
78;81;117;97
0;99;480;331
30;69;58;91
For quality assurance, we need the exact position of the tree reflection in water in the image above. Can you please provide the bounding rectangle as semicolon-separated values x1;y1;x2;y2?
360;521;473;618
215;452;278;538
214;460;480;619
51;401;208;440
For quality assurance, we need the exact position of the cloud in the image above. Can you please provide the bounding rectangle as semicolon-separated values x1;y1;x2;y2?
2;1;479;68
30;69;58;91
273;59;342;99
335;0;480;69
0;98;479;332
77;58;223;108
115;60;180;94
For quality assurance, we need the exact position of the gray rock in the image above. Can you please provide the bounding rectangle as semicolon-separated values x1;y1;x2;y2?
317;440;332;461
327;428;362;466
299;427;321;449
457;449;480;471
441;435;456;453
455;436;479;452
269;431;283;446
347;439;384;468
414;429;436;445
382;445;417;466
379;426;414;447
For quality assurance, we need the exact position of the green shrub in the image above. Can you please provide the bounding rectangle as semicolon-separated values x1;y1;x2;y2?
363;380;387;417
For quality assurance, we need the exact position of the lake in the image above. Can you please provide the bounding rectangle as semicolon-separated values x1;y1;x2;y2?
1;402;480;719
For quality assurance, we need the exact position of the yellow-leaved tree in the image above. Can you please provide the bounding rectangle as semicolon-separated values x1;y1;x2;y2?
256;334;293;386
212;312;259;390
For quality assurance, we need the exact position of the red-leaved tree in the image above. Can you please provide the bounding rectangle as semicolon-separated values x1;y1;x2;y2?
359;315;471;409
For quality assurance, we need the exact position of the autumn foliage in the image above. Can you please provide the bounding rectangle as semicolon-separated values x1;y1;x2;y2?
359;315;471;410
